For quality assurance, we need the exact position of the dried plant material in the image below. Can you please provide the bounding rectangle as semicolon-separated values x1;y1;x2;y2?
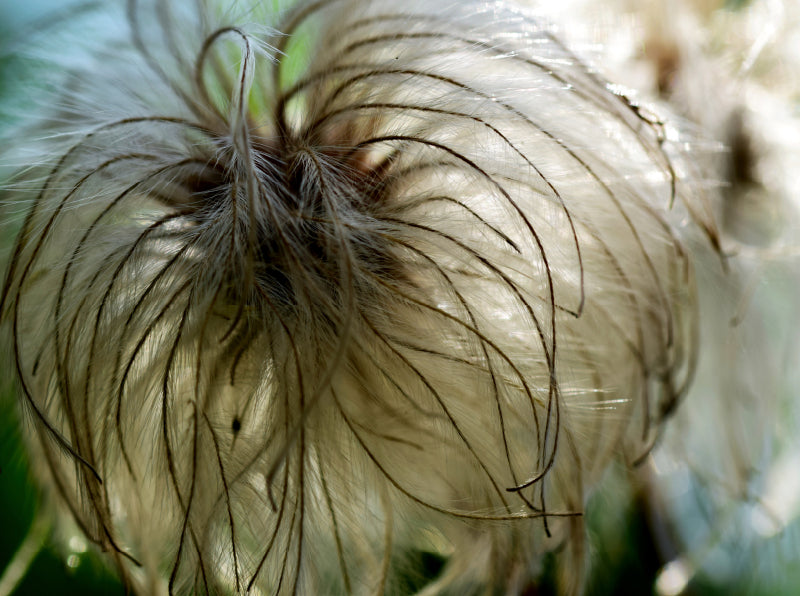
0;0;725;594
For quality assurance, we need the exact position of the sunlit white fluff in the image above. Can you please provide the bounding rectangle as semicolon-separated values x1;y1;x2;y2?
611;1;800;592
0;0;725;594
519;0;800;592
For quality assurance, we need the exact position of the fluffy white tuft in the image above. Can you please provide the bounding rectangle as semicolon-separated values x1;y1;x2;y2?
3;0;771;594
